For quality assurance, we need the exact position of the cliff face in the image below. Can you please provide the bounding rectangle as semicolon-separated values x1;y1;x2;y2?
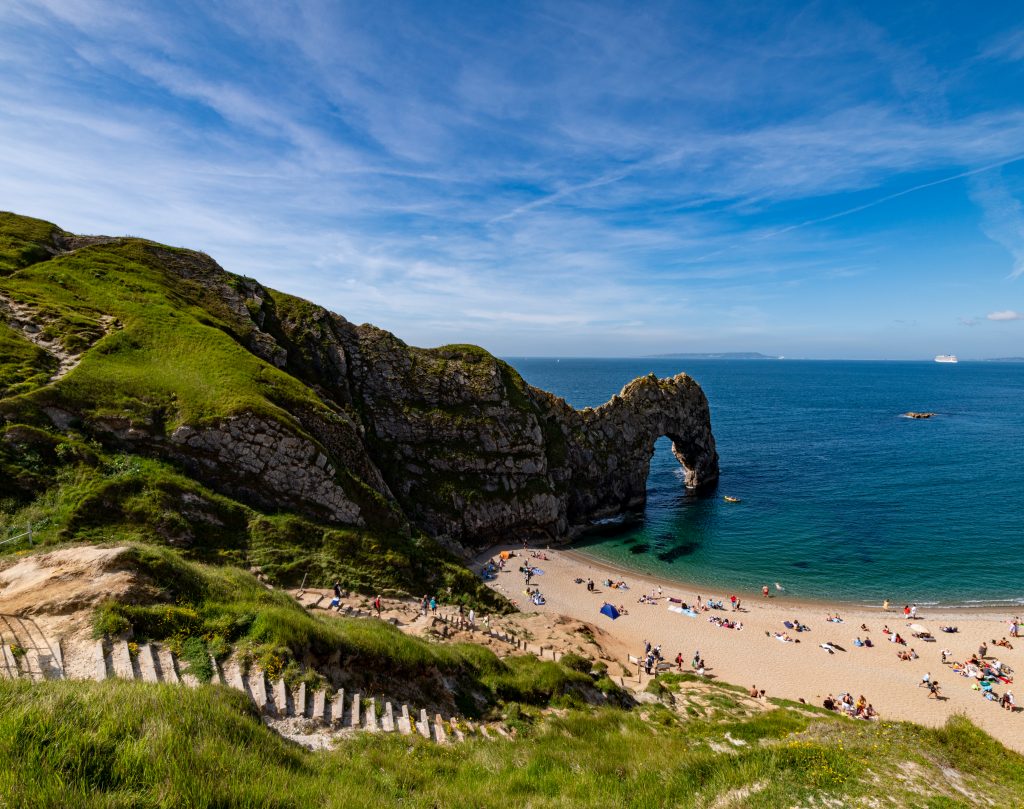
0;212;718;553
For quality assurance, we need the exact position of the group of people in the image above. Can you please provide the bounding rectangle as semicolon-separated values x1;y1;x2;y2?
882;626;907;645
325;582;384;618
708;615;743;630
642;640;664;675
639;641;710;678
823;692;879;720
944;639;1018;712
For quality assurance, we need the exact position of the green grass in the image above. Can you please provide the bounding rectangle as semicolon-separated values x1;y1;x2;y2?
0;238;331;430
89;545;583;710
0;211;60;275
0;212;522;608
0;447;505;610
1;678;1021;808
0;323;55;397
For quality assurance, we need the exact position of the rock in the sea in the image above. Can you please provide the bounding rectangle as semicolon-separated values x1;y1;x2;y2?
904;412;937;419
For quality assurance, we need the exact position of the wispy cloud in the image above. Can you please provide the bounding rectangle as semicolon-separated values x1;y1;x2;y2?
987;310;1022;321
2;1;1024;357
969;174;1024;279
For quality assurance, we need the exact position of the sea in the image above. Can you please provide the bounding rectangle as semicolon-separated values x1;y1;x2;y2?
506;358;1024;608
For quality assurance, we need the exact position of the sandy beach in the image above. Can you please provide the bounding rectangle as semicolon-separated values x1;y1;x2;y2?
476;545;1024;753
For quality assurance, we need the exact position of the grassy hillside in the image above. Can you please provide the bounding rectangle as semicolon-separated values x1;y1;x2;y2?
0;211;561;605
2;677;1021;809
0;214;508;607
92;544;590;710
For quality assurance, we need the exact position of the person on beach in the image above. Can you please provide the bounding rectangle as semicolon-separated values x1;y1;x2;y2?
762;585;769;598
978;641;988;659
749;684;759;697
675;652;683;671
904;604;911;618
882;599;889;611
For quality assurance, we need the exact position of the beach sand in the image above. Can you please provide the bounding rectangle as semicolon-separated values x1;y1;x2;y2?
476;545;1024;753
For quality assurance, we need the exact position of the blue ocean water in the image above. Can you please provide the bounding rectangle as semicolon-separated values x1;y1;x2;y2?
507;358;1024;607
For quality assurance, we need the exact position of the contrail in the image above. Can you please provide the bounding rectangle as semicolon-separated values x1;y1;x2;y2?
694;151;1024;261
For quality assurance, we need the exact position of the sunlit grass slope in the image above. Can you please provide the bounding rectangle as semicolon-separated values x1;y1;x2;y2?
1;677;1021;809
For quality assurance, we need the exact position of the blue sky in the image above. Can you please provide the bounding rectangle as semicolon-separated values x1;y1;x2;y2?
2;1;1024;358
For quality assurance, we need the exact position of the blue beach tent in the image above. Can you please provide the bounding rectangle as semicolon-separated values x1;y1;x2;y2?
600;603;620;620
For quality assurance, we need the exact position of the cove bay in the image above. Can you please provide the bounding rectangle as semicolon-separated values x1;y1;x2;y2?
511;358;1024;606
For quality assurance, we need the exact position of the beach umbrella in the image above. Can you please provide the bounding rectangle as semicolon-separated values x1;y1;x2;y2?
600;603;620;620
910;624;928;634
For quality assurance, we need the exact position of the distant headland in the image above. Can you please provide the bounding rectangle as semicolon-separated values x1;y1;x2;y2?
649;352;782;360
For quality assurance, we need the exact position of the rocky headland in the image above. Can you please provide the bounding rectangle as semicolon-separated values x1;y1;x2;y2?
0;212;718;564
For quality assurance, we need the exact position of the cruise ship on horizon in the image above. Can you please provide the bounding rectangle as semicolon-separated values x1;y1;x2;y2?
934;354;958;363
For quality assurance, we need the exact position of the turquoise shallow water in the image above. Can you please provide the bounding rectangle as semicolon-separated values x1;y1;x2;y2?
506;358;1024;607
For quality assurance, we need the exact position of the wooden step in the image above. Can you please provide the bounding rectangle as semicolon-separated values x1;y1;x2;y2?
93;639;108;681
365;697;378;732
249;669;269;712
138;644;160;683
330;689;345;725
432;714;447;744
398;704;412;735
111;640;134;680
312;689;327;723
155;645;179;684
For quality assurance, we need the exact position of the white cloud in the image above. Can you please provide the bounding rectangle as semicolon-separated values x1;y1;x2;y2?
987;310;1022;321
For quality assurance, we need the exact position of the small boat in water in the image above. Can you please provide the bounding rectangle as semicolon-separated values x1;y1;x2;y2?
723;496;741;503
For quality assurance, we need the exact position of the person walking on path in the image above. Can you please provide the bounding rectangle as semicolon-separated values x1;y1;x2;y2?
429;596;437;615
